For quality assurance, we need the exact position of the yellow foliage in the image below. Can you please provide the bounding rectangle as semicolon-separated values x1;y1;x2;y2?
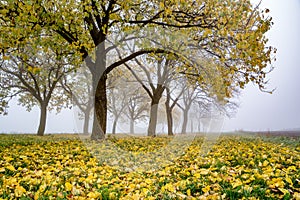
202;185;210;193
14;185;26;197
65;182;73;191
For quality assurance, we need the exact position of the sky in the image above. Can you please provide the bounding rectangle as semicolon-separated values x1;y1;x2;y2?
224;0;300;131
0;0;299;133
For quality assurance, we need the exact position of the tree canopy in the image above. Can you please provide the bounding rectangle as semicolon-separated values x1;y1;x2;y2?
0;0;276;138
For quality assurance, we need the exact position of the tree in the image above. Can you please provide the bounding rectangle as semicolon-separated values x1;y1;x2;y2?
0;0;276;139
176;84;198;134
125;56;173;136
107;86;127;134
165;84;184;136
0;46;73;136
60;67;94;134
125;87;149;134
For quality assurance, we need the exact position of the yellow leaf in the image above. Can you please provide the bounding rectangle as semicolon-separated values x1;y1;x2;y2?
65;182;73;191
194;172;201;179
131;193;141;200
286;176;293;186
145;179;152;185
163;183;176;192
15;185;27;197
34;192;39;200
36;170;43;177
4;156;14;162
73;168;81;175
278;188;289;195
6;165;16;171
187;189;191;196
159;2;164;8
293;192;300;200
263;160;269;167
87;191;101;199
128;183;136;190
202;185;210;193
142;188;149;195
232;179;243;189
199;168;210;175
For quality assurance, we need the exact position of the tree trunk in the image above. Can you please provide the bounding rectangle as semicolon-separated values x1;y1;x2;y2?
147;99;159;137
83;110;90;134
91;75;107;140
112;115;119;134
130;118;134;134
37;102;47;136
90;43;107;140
165;103;173;136
181;110;188;134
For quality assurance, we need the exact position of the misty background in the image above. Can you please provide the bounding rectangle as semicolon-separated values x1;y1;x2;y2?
1;0;299;133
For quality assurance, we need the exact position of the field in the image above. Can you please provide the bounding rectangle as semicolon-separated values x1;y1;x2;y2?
0;134;299;200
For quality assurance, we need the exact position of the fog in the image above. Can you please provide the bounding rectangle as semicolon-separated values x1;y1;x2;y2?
224;0;300;131
1;0;299;133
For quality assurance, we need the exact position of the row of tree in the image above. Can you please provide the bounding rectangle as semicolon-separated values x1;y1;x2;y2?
0;47;235;136
0;0;276;139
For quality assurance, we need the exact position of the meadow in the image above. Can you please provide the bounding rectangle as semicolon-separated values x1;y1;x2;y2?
0;134;299;199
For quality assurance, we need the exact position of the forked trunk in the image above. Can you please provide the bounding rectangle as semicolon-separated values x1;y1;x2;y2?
37;102;47;136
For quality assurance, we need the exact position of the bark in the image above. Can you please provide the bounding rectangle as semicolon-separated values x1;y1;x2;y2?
37;102;47;136
165;101;173;136
91;75;107;140
83;110;90;134
112;115;119;134
130;118;134;134
181;110;188;134
89;43;107;140
147;99;160;136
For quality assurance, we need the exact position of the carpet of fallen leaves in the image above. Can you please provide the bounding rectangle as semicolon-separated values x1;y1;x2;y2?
0;134;300;200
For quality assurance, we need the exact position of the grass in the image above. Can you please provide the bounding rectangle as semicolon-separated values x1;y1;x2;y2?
0;133;299;199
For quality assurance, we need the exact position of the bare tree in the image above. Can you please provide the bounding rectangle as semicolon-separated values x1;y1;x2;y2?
107;87;127;134
125;88;149;134
60;67;93;134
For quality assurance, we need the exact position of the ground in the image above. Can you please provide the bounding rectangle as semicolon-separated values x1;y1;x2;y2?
0;133;299;199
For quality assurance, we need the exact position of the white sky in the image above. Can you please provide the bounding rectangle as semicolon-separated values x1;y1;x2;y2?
0;0;299;133
224;0;300;131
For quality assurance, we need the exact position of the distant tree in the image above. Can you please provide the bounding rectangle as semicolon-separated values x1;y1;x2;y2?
0;46;74;135
125;56;173;136
125;88;149;134
107;87;127;134
176;84;198;134
60;67;93;134
165;78;185;136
